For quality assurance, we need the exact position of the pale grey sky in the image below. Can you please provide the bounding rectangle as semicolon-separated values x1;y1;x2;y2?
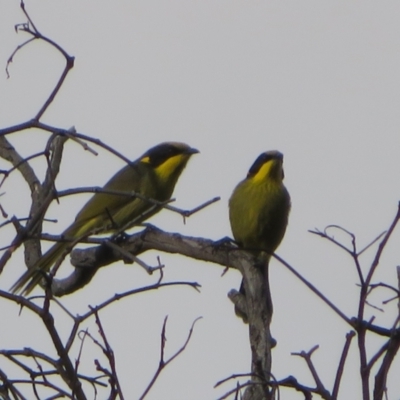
1;1;400;399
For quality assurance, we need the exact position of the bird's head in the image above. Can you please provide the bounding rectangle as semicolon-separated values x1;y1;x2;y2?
246;150;285;183
139;142;199;184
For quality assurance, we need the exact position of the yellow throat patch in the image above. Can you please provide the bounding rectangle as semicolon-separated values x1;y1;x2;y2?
251;160;276;184
154;154;186;182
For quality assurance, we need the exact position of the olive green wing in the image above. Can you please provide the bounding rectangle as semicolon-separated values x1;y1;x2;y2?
75;163;143;221
257;186;291;253
11;163;157;295
72;163;158;236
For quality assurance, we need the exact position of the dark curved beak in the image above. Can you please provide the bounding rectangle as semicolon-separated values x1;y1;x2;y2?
187;147;200;155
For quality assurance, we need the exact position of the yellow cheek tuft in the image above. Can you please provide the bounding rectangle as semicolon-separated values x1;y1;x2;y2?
251;160;274;183
140;156;151;164
155;154;186;182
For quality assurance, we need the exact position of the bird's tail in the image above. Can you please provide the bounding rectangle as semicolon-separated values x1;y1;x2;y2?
10;215;97;296
10;240;73;295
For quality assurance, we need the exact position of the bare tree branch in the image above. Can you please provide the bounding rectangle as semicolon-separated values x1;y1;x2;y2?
332;331;355;399
138;316;201;400
292;346;331;400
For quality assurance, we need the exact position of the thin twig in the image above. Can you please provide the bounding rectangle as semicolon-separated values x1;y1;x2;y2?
63;280;201;353
273;253;351;325
332;331;355;399
138;316;202;400
103;240;162;274
292;346;331;399
93;311;124;399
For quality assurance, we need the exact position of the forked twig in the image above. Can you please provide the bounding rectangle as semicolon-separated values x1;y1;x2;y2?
138;316;202;400
292;345;331;400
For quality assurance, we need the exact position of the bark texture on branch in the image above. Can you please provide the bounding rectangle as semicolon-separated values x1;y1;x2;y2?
53;225;274;399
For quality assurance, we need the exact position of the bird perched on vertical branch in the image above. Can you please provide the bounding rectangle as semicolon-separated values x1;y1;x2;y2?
229;150;291;322
11;142;199;295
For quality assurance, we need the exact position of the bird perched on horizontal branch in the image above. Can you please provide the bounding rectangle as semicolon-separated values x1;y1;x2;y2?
229;150;291;322
11;142;199;295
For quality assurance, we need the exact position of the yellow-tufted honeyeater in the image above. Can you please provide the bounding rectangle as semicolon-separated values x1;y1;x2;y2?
229;150;291;322
11;142;199;295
